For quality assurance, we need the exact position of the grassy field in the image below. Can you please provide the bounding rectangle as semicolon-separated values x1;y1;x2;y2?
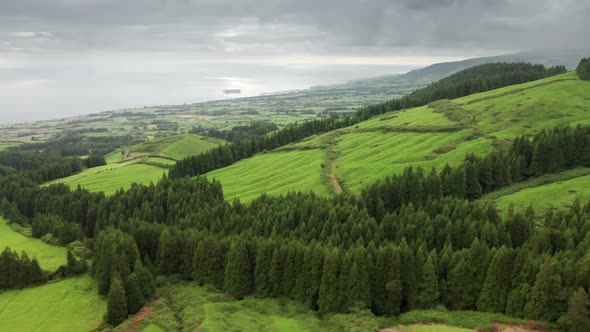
47;161;167;196
207;149;331;203
115;282;542;332
49;134;223;195
0;141;22;151
115;283;323;332
398;324;471;332
204;72;590;201
492;170;590;217
0;275;105;332
0;217;66;271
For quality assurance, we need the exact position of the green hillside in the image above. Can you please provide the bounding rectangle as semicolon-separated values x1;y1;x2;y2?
49;134;223;195
107;134;224;163
483;168;590;217
207;72;590;202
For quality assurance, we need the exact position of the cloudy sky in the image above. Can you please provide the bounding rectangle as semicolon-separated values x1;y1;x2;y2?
1;0;588;123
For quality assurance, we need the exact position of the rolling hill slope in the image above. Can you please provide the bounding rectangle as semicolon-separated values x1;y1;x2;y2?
207;72;590;202
49;134;223;195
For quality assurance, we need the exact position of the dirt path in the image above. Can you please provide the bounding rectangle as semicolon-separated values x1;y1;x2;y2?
328;162;343;194
126;302;155;332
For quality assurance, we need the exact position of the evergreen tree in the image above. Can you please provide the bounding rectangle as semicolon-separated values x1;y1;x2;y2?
124;273;144;314
477;247;515;313
106;272;128;326
134;259;156;301
524;260;565;321
558;288;590;332
415;254;439;309
223;240;253;299
319;248;342;314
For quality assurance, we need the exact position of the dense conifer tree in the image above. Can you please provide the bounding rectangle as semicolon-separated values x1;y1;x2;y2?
106;272;128;326
223;240;253;299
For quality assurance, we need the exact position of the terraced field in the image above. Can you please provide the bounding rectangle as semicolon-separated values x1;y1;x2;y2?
207;72;590;201
0;217;66;271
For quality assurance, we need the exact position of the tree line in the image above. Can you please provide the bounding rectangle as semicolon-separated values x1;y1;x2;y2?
0;247;46;290
577;57;590;80
363;124;590;219
170;62;566;179
190;121;279;143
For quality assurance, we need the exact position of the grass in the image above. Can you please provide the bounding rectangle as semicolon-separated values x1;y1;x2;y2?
0;216;66;271
47;161;167;196
116;283;323;332
336;130;493;191
206;72;590;200
207;149;331;203
48;134;221;195
399;324;471;332
116;282;543;332
158;134;223;160
391;309;543;330
0;141;22;151
493;170;590;217
0;275;105;332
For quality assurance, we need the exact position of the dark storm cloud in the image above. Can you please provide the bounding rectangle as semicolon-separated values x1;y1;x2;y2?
1;0;588;55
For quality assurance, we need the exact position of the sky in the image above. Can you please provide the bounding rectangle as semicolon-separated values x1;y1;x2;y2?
0;0;588;124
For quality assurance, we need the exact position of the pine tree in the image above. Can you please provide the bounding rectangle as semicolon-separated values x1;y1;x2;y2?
223;240;253;299
477;246;515;312
135;259;156;301
157;229;180;274
106;272;128;326
524;260;565;321
269;249;282;297
558;288;590;332
124;273;144;314
192;238;225;288
415;254;439;309
319;248;342;314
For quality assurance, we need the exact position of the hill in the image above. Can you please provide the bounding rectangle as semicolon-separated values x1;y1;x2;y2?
313;48;590;96
207;72;590;202
48;134;223;195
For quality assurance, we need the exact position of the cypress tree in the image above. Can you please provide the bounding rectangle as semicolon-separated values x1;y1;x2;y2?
269;248;282;297
135;259;156;301
319;248;342;314
524;260;564;321
415;254;439;309
124;273;144;314
558;288;590;332
223;240;253;299
106;272;128;326
477;246;515;313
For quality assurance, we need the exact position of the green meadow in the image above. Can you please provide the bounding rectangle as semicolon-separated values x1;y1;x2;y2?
47;161;166;196
0;217;66;271
207;149;331;203
116;283;541;332
0;275;105;332
207;72;590;200
48;134;223;195
492;169;590;217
